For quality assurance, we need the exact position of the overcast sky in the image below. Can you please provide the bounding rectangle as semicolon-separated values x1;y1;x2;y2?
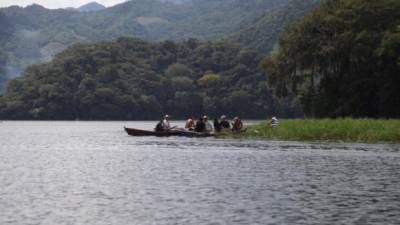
0;0;127;9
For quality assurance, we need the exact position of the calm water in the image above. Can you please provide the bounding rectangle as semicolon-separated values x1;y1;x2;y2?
0;121;399;225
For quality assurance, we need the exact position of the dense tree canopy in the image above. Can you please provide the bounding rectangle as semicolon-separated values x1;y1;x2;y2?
264;0;400;118
231;0;319;53
0;38;301;120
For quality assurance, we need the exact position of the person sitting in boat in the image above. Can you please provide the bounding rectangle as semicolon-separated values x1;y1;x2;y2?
270;116;279;128
231;116;243;132
185;116;195;131
195;117;206;132
163;114;171;129
220;115;230;129
155;118;165;132
214;118;221;132
203;115;213;132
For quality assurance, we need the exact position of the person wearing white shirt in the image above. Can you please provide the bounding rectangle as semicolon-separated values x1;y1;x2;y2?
203;115;213;132
271;116;279;128
163;115;171;129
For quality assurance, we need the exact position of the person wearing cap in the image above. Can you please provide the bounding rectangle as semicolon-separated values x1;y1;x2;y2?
220;115;230;129
163;114;171;129
203;115;213;132
231;116;243;132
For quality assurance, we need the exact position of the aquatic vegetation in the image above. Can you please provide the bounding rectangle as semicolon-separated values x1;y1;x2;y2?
244;119;400;143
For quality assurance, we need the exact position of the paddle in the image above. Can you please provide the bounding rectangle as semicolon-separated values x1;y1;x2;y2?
166;126;179;132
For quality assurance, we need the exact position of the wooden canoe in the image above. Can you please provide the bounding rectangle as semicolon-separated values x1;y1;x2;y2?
124;127;180;137
124;127;214;137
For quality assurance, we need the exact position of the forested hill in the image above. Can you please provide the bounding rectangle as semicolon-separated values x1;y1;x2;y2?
231;0;320;53
0;38;302;120
264;0;400;118
0;0;315;89
0;49;7;90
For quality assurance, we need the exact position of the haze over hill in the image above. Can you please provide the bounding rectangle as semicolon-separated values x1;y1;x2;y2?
157;0;191;4
0;0;126;9
0;0;318;90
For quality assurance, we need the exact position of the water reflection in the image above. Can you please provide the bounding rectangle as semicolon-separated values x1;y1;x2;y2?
135;137;400;153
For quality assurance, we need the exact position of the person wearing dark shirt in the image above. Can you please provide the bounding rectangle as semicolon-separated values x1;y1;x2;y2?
214;118;221;132
231;116;243;132
154;118;165;132
220;115;230;129
195;117;206;132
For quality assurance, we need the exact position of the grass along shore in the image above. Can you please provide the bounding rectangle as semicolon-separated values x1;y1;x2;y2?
240;119;400;143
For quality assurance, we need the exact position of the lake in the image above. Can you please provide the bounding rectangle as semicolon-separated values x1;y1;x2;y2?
0;121;399;225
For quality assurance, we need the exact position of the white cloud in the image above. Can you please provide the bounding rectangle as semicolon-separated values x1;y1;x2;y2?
0;0;127;9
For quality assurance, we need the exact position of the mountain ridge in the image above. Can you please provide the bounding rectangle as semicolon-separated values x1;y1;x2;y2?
0;0;314;90
78;2;106;12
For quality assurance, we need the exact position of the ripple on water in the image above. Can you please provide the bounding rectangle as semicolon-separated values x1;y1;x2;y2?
0;121;399;225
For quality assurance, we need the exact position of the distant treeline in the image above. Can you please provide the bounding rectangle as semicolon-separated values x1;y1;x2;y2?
264;0;400;118
0;38;301;120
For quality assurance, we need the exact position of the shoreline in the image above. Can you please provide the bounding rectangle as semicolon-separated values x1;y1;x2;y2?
227;119;400;144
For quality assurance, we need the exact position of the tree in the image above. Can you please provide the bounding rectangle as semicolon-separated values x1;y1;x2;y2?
165;63;194;78
264;0;400;118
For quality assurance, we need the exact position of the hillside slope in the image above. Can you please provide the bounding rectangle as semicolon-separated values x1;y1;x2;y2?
231;0;320;53
0;0;297;88
0;38;302;120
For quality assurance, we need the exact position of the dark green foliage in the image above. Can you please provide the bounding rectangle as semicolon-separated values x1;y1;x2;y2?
0;38;301;120
231;0;320;53
264;0;400;118
0;49;7;90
